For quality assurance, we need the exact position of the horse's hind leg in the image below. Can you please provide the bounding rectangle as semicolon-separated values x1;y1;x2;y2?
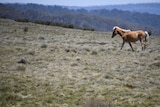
128;42;134;51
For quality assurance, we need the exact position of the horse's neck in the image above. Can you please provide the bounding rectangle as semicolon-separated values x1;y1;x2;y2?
117;30;125;37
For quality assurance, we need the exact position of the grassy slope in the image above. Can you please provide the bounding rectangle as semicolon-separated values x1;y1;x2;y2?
0;18;160;107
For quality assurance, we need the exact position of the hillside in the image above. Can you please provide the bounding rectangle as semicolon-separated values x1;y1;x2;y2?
0;18;160;107
74;3;160;15
0;3;160;35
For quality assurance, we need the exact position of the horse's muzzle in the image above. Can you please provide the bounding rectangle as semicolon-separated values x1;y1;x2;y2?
112;32;115;38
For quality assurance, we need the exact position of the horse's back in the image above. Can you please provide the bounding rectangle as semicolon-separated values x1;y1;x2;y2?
123;32;139;42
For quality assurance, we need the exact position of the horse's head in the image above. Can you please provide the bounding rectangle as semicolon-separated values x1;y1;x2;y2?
144;31;151;42
112;26;118;38
112;26;131;38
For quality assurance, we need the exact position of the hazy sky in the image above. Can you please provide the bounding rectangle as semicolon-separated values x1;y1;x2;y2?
0;0;160;6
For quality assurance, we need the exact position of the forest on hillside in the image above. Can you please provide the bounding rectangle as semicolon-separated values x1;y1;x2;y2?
73;3;160;15
0;3;160;35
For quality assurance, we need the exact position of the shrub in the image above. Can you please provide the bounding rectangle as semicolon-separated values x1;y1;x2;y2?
41;44;47;48
91;50;98;55
0;16;6;19
15;18;29;23
23;27;28;32
16;65;26;71
82;28;95;31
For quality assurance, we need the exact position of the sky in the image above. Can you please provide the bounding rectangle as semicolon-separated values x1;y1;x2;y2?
0;0;160;6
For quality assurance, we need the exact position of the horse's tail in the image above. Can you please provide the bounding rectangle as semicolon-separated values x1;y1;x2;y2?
144;31;150;42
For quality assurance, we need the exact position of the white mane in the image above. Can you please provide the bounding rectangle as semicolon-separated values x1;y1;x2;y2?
113;26;131;32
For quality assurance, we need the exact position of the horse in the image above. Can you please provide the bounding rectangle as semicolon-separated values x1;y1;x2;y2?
112;26;151;51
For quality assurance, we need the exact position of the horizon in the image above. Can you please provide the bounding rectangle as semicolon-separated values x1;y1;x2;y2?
0;0;160;6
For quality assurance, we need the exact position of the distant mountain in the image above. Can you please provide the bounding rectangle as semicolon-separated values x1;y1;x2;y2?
68;3;160;15
0;3;160;35
90;9;160;28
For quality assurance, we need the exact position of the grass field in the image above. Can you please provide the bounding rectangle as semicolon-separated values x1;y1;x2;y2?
0;18;160;107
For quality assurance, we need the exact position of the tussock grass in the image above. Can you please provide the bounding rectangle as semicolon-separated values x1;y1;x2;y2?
0;18;160;107
84;98;113;107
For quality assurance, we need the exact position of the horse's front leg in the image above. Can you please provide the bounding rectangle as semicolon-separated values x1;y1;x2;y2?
141;41;146;51
128;42;134;51
143;40;147;50
144;43;147;50
121;41;125;50
139;37;144;51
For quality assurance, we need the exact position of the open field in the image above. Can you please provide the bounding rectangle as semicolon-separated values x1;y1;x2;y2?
0;18;160;107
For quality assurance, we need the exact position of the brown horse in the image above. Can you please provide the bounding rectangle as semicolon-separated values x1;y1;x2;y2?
112;26;150;51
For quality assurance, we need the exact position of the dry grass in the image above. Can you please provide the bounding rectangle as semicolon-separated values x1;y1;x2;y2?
0;18;160;107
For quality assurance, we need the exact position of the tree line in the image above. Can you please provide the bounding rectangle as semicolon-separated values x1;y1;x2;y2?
14;18;94;31
0;3;160;35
